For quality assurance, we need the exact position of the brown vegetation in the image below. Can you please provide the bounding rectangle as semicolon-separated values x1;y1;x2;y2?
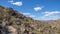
0;6;60;34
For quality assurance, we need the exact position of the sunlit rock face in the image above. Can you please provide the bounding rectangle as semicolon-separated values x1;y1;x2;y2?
7;26;17;34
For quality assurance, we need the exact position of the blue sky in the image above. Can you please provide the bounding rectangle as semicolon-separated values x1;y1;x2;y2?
0;0;60;20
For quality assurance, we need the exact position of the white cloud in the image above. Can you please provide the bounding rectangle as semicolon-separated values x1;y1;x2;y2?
8;0;13;3
44;11;60;16
11;2;22;6
8;0;23;6
41;11;60;20
22;12;35;18
51;16;60;20
22;13;31;15
29;15;35;18
34;6;44;11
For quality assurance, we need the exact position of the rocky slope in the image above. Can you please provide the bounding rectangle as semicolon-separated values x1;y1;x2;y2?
0;6;60;34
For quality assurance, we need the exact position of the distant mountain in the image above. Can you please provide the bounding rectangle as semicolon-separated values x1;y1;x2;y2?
0;6;60;34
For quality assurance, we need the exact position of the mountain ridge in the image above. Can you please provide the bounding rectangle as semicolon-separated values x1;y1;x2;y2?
0;6;60;34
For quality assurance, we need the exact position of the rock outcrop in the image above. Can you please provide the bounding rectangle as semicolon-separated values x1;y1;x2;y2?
0;6;60;34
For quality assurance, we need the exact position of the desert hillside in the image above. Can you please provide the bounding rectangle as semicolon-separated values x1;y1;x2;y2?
0;6;60;34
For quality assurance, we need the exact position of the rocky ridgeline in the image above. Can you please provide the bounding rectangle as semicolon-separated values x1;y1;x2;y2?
0;6;60;34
